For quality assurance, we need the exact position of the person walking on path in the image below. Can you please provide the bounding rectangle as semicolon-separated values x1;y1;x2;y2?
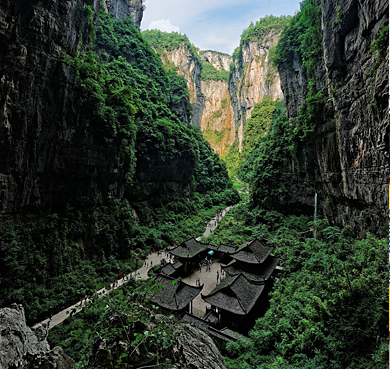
199;263;202;272
217;271;219;284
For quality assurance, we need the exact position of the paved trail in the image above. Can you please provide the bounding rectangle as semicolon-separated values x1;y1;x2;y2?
33;205;234;330
196;205;234;240
33;252;166;330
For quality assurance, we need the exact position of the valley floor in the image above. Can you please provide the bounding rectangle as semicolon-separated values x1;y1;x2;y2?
33;204;236;330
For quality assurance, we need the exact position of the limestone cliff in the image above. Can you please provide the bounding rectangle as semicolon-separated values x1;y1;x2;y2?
158;45;205;127
229;32;284;150
0;304;76;369
200;50;232;71
102;0;144;29
200;80;235;156
143;34;236;155
278;0;388;237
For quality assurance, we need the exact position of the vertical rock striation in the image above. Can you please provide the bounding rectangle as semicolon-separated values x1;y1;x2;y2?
278;0;388;236
229;32;284;150
102;0;144;29
200;80;235;156
200;50;232;71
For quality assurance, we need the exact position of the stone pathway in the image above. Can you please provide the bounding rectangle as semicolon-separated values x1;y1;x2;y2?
33;252;167;330
182;261;227;317
33;205;234;330
196;205;234;240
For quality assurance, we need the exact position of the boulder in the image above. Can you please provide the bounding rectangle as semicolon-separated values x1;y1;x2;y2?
0;304;76;369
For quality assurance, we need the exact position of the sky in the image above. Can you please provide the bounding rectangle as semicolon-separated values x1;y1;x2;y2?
141;0;301;55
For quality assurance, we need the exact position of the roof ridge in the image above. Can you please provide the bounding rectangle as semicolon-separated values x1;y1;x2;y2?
230;272;247;314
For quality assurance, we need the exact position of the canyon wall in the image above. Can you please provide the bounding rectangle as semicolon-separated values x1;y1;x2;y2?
200;50;232;71
278;0;388;237
102;0;144;29
200;79;235;156
157;45;205;127
149;31;285;157
149;43;235;155
229;32;284;150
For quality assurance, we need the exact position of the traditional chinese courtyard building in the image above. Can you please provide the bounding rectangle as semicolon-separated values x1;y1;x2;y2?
201;273;266;333
159;260;183;278
223;238;279;282
208;243;237;264
170;238;210;273
202;239;279;333
151;274;202;314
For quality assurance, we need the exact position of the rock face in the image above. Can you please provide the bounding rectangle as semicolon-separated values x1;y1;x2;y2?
160;45;205;127
200;50;232;71
278;0;388;236
87;310;227;369
200;80;235;156
0;0;113;215
102;0;144;29
155;47;236;155
0;304;76;369
229;33;284;150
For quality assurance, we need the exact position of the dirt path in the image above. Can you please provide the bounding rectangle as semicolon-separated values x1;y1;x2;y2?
33;205;234;330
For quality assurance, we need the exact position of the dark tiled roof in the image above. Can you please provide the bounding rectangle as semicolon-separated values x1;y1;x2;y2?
170;238;209;259
231;239;274;264
201;273;265;315
181;312;209;331
151;274;202;311
203;310;219;325
223;256;279;282
160;260;183;276
217;244;237;254
220;327;247;340
160;263;175;276
208;244;219;251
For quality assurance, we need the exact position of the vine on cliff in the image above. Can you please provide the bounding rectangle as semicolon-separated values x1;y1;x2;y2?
274;0;326;150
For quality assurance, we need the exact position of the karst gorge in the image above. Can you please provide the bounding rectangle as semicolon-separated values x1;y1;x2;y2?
0;0;388;368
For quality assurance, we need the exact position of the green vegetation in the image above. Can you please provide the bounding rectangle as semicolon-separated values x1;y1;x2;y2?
142;29;201;64
143;29;229;82
199;50;231;57
247;99;292;208
241;96;276;159
240;15;292;46
231;15;291;71
221;140;241;177
49;279;178;367
201;60;229;82
370;23;389;73
222;96;277;178
201;203;387;369
203;127;229;145
274;0;326;146
0;5;238;325
368;22;389;103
